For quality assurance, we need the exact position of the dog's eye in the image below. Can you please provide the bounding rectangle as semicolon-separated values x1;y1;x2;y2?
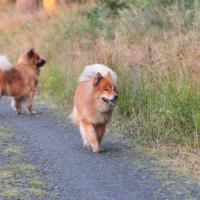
104;88;109;91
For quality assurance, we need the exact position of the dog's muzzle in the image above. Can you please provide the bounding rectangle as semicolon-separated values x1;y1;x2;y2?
37;59;46;68
102;95;118;106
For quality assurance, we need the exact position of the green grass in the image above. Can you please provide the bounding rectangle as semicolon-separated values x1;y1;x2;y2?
0;164;46;198
3;188;21;198
14;164;38;175
4;145;22;156
0;126;48;199
0;170;13;179
114;72;200;147
30;179;44;189
0;128;10;141
28;188;46;197
1;2;200;150
39;63;77;108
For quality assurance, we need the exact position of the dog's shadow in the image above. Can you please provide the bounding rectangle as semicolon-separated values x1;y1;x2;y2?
100;142;127;155
0;109;44;121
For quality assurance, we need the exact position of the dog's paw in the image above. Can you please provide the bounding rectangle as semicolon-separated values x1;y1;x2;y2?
92;147;101;153
26;109;38;116
15;108;22;115
83;143;90;149
30;111;39;117
16;111;22;115
100;146;104;153
31;111;37;115
93;149;101;153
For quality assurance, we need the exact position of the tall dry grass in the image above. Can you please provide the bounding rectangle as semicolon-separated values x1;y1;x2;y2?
1;2;200;148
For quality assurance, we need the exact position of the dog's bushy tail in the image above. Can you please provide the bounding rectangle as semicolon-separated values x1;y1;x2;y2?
69;106;79;125
0;54;12;71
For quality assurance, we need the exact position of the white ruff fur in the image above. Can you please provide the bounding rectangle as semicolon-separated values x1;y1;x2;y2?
0;55;12;71
79;64;118;85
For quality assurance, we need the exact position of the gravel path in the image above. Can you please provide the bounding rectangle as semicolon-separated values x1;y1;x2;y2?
0;99;200;200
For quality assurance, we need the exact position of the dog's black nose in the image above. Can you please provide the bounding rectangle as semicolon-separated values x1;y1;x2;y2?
114;95;118;100
41;59;46;65
37;59;46;68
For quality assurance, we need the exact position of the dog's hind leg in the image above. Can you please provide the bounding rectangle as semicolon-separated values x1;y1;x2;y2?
12;98;22;114
80;121;100;153
11;98;16;111
23;91;37;115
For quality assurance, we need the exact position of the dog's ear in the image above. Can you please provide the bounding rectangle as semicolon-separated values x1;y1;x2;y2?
27;49;35;59
93;72;103;86
106;72;114;83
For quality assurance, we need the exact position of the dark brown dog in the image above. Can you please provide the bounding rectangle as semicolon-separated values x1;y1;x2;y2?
0;49;46;115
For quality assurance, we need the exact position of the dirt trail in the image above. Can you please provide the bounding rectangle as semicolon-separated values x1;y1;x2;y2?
0;99;200;200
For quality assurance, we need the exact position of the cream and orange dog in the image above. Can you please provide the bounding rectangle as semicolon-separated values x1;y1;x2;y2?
71;64;118;153
0;49;46;115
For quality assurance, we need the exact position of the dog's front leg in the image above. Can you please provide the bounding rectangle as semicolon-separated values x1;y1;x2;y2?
26;91;37;115
95;124;106;151
80;121;100;153
25;99;37;115
27;103;37;115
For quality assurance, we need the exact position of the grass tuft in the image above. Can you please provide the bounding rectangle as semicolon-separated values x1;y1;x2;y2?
4;145;22;156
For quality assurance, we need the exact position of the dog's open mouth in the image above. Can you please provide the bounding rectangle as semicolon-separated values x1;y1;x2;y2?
102;97;115;106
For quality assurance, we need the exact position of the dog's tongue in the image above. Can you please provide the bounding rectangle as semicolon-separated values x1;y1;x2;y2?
108;100;115;106
102;97;115;106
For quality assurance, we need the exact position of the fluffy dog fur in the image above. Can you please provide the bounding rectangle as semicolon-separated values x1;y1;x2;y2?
0;49;46;115
71;64;118;153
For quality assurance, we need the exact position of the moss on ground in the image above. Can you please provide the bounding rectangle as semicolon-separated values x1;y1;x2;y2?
0;126;48;199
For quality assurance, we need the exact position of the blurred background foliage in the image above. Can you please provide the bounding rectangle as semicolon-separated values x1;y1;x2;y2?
1;0;200;149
